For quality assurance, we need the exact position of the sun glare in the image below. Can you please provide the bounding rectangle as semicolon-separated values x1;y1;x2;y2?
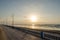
30;15;37;22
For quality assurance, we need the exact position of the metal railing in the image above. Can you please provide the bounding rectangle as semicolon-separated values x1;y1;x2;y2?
3;25;60;40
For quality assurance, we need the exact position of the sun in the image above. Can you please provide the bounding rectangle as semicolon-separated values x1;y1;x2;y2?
30;15;37;22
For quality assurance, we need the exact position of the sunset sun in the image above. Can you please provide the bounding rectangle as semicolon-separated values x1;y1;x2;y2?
30;15;37;22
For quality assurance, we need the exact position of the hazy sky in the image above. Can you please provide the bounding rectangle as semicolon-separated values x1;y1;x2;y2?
0;0;60;24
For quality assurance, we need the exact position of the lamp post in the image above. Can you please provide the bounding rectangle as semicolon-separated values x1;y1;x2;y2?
5;18;7;25
12;14;14;26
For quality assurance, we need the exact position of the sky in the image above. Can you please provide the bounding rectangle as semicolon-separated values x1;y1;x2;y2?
0;0;60;24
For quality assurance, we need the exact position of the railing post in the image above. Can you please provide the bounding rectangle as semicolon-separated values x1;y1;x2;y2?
41;32;44;39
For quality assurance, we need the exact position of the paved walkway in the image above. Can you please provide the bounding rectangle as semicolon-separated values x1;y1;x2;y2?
0;25;42;40
0;27;7;40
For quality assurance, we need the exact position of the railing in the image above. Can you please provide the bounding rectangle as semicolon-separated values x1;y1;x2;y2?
3;25;60;40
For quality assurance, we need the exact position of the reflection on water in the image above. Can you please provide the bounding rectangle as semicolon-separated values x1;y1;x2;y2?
31;24;35;29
